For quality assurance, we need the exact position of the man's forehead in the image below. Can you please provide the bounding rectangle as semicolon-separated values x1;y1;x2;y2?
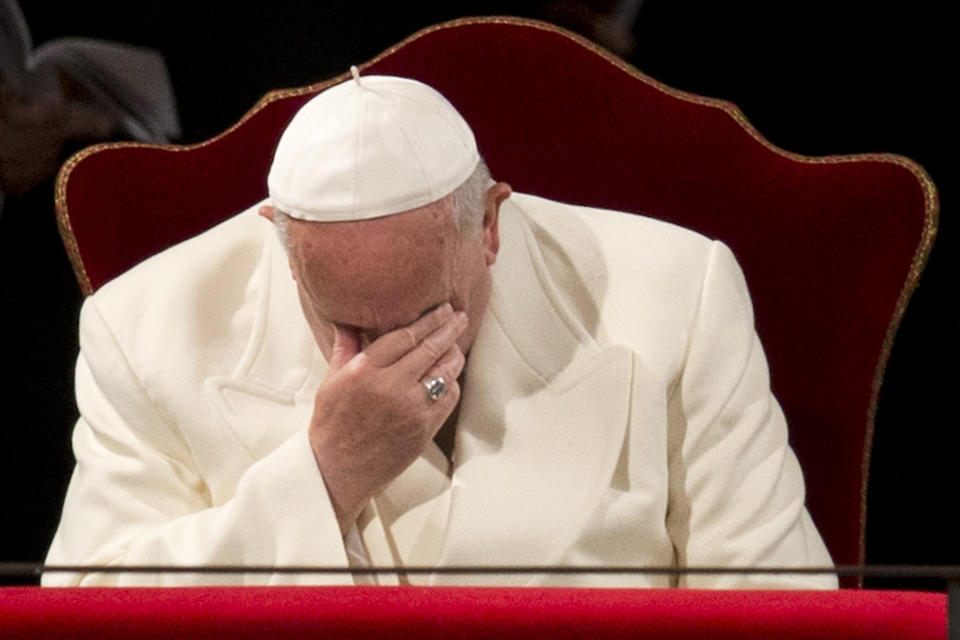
295;241;453;332
286;199;460;332
293;226;452;280
288;199;454;249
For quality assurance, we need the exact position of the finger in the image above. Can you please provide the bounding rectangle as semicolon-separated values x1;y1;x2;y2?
420;345;466;392
328;325;361;373
396;310;468;380
362;303;453;367
423;376;461;423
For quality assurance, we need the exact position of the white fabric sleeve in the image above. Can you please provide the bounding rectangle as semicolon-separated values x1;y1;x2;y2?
666;241;837;589
43;300;351;586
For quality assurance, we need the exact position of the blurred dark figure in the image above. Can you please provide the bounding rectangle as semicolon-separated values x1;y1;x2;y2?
1;0;177;583
1;82;113;198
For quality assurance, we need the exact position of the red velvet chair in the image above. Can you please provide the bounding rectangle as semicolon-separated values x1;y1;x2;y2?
55;16;938;581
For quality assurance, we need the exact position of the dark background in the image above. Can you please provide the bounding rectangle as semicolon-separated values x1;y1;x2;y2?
2;1;954;588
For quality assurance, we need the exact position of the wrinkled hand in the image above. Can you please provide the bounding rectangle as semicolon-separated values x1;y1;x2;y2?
309;303;468;534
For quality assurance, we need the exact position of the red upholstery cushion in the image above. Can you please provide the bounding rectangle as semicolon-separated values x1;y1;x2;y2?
56;17;938;575
0;587;947;639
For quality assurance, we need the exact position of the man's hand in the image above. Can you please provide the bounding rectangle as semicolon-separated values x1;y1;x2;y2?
308;303;468;534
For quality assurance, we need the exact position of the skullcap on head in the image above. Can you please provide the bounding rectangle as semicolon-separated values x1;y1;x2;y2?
267;72;480;221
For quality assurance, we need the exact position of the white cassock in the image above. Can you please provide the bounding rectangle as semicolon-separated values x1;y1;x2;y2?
43;193;836;588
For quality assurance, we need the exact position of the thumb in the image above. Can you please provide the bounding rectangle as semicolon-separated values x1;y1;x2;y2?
327;325;361;373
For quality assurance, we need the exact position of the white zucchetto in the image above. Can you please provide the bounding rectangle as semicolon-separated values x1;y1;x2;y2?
267;72;480;221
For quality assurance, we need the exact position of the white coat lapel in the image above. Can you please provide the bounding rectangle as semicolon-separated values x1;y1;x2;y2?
204;223;327;466
435;201;633;584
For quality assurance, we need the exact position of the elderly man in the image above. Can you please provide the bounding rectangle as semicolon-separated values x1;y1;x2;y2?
44;73;835;588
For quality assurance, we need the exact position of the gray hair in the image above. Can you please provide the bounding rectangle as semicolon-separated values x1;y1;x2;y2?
272;157;492;250
448;157;492;236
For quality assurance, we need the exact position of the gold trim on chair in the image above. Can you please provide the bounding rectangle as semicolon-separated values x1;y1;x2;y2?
53;16;940;575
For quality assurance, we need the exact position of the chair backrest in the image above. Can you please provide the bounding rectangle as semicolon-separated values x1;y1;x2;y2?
56;16;938;575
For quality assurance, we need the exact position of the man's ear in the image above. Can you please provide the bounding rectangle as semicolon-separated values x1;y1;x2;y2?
258;204;276;222
260;205;299;281
482;182;511;266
